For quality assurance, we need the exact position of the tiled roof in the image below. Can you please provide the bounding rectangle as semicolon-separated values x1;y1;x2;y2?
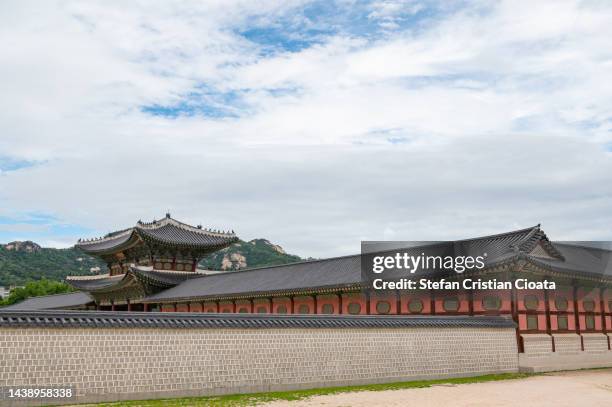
0;310;516;329
144;255;362;302
66;266;201;292
145;225;612;303
527;243;612;278
1;292;93;310
76;214;237;254
65;274;125;291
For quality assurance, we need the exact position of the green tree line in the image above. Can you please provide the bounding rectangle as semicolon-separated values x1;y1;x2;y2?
0;279;74;307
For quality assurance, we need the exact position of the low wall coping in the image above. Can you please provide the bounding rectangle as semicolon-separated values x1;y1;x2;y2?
0;310;516;329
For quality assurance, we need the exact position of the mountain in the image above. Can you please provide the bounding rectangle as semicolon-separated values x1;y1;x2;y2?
0;239;302;286
199;239;302;271
0;244;105;286
4;241;42;253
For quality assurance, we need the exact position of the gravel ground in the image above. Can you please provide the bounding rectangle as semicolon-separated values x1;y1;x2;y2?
263;369;612;407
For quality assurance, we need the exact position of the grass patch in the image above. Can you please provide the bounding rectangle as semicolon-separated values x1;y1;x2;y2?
74;372;532;406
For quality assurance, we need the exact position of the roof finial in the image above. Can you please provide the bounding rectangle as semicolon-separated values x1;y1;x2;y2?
166;211;171;219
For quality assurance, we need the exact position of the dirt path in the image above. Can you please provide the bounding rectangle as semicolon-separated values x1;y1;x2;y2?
263;369;612;407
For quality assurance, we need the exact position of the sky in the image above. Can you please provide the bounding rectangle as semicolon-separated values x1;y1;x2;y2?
1;0;611;258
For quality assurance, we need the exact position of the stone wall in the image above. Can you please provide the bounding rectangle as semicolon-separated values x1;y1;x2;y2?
0;313;518;406
519;333;612;372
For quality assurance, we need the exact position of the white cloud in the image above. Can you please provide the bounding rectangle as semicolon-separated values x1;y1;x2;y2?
0;0;611;257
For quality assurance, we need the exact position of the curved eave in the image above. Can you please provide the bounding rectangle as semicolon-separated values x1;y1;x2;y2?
66;273;133;294
141;282;364;304
67;268;196;300
65;276;125;293
136;228;238;251
130;267;201;288
75;230;141;256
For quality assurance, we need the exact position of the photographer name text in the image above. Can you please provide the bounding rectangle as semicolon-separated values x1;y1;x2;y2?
372;278;556;290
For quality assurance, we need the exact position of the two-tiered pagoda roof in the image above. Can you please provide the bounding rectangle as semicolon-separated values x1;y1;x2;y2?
76;214;237;255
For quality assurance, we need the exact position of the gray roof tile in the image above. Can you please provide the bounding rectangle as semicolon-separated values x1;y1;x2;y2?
0;310;516;329
1;292;93;310
145;255;362;302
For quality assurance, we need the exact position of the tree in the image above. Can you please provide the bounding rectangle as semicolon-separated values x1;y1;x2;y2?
0;279;74;307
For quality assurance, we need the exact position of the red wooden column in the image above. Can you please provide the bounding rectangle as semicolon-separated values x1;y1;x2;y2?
544;287;555;352
600;287;610;350
127;300;132;312
510;278;523;353
111;301;115;312
573;283;583;350
143;303;149;312
396;290;402;314
430;289;436;315
600;287;607;334
468;289;474;316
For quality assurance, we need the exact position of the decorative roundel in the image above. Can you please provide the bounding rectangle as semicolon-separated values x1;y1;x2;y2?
408;299;423;313
321;304;334;314
482;296;502;311
298;304;310;314
347;302;362;314
256;307;267;313
276;305;287;314
443;297;459;311
376;301;391;314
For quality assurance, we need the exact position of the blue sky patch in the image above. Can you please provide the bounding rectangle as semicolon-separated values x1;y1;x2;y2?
0;156;39;172
0;213;93;246
142;86;249;119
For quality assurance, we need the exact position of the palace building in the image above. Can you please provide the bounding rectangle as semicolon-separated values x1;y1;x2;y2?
7;215;612;358
64;214;238;308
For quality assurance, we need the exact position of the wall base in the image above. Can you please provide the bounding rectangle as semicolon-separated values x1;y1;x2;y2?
519;352;612;373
